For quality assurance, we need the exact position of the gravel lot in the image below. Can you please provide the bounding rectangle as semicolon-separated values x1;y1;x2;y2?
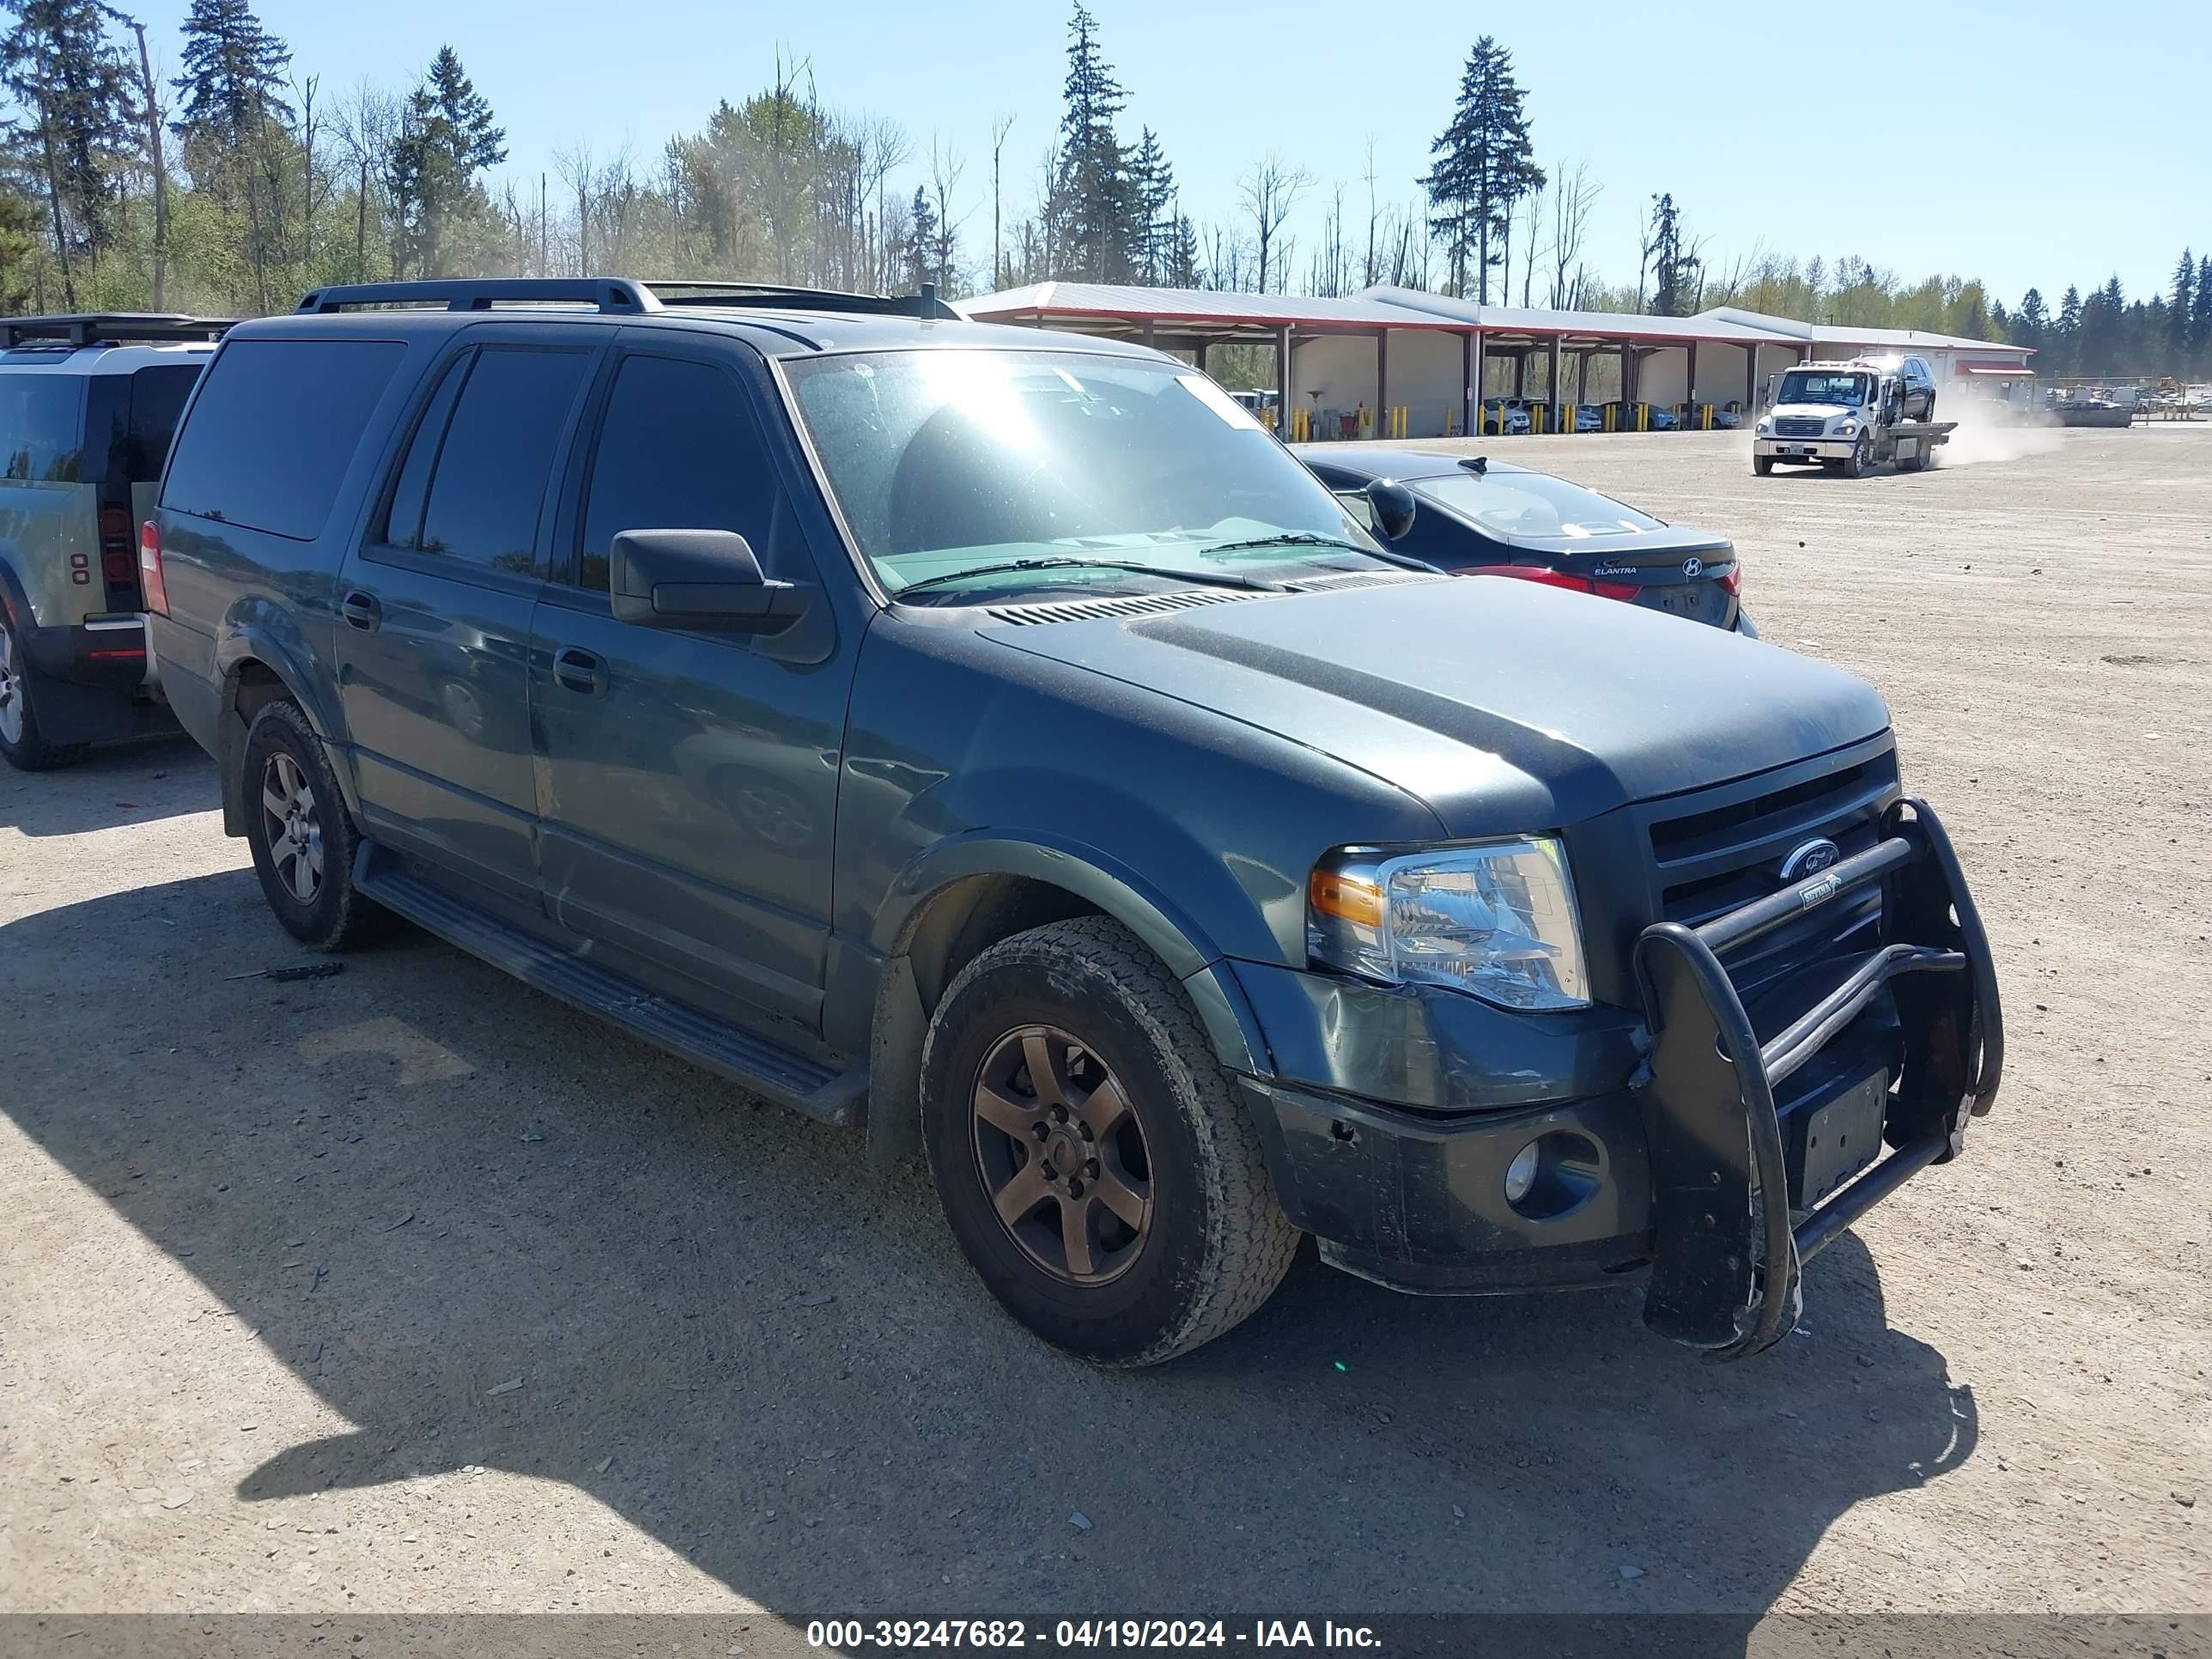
3;424;2207;1641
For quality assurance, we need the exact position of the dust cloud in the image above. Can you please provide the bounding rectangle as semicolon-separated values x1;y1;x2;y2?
1938;397;2063;467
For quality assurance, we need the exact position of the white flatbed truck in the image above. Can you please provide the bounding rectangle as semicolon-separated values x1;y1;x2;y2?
1753;357;1957;477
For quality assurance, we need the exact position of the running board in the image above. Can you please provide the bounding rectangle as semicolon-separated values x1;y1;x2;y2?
354;849;866;1126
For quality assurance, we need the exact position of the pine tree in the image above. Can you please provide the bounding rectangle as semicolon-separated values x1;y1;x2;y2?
0;184;39;308
1126;125;1174;284
1048;4;1129;282
388;45;505;279
0;0;137;307
1647;193;1699;317
2170;249;2195;367
2011;288;2048;352
2053;285;2082;378
1166;212;1200;287
1422;35;1538;302
903;182;939;292
2193;254;2212;366
173;0;292;311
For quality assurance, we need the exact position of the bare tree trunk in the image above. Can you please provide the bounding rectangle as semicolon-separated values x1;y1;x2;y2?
124;19;168;309
355;154;369;278
35;113;76;310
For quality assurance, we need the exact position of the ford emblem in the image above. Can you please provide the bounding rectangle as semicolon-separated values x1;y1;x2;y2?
1779;837;1842;882
1681;556;1705;580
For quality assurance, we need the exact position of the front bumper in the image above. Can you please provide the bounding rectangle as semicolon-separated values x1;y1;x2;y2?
1233;798;2002;1356
1754;435;1856;459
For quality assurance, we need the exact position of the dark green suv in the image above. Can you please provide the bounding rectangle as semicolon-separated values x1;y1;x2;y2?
0;313;228;769
146;279;2002;1365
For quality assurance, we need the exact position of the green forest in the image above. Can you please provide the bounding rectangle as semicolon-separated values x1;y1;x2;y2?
3;0;2203;379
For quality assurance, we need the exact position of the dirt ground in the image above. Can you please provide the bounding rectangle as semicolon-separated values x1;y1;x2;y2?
2;423;2207;1643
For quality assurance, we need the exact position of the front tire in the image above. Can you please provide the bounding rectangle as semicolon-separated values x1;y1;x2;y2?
240;699;382;951
921;917;1298;1366
1752;455;1774;477
0;610;89;771
1841;433;1872;477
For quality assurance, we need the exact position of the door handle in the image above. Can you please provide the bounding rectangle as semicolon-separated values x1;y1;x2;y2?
340;590;381;632
551;645;605;695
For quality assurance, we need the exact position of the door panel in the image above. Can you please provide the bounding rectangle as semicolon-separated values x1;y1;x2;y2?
531;342;854;1027
534;586;846;1019
334;330;598;903
335;554;541;901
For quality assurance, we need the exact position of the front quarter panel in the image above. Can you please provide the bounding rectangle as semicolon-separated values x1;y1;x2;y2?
838;611;1448;979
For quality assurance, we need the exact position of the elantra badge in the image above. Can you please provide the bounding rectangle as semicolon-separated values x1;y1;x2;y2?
1779;837;1842;882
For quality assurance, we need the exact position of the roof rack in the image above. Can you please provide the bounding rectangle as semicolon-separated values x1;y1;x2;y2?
641;279;961;321
295;278;665;315
0;313;236;349
292;276;960;323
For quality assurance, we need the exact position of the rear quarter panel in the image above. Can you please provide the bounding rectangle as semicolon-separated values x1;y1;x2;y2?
0;482;100;628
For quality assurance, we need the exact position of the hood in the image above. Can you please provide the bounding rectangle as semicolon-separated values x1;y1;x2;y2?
1769;402;1863;422
987;575;1888;834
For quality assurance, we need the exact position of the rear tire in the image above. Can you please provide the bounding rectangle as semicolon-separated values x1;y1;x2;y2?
240;698;383;951
921;916;1298;1366
0;611;90;772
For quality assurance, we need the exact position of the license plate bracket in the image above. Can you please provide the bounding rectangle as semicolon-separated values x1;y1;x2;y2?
1786;1070;1888;1207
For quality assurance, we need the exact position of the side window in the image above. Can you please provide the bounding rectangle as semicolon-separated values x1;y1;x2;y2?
381;352;471;550
0;374;86;482
414;347;590;576
161;339;404;539
577;354;782;592
125;365;203;480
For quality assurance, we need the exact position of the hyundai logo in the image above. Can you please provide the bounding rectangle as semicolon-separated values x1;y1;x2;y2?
1779;837;1842;883
1681;556;1705;580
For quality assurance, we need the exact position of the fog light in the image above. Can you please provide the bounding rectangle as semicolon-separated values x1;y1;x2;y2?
1504;1140;1541;1206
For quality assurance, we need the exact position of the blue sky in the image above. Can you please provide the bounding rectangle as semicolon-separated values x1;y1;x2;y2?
226;0;2205;308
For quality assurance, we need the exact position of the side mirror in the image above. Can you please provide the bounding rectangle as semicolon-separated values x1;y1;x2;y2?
611;528;806;634
1364;477;1417;542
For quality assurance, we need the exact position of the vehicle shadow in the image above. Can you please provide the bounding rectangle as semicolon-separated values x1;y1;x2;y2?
2;872;1975;1625
0;733;212;837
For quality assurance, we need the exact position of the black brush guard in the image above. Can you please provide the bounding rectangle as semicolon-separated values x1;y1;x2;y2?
1632;799;2003;1359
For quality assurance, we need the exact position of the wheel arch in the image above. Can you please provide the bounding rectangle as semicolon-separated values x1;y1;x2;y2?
854;838;1271;1168
212;626;354;837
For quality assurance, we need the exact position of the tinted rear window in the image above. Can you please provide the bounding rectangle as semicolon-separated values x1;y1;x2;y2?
161;338;404;539
415;347;590;575
125;364;204;480
0;373;87;482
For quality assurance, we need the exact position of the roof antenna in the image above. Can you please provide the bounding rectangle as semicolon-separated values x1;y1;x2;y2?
1460;454;1488;474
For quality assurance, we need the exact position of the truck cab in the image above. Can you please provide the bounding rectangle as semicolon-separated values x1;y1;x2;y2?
1754;356;1947;477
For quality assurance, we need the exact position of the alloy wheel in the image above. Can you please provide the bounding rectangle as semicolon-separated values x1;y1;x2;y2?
970;1024;1153;1285
260;750;325;904
0;622;21;747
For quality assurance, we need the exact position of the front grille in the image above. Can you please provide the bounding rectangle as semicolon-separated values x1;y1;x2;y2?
1773;416;1827;439
1640;740;1900;998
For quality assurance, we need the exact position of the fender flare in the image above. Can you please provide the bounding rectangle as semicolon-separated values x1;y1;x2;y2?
211;619;358;834
854;832;1274;1164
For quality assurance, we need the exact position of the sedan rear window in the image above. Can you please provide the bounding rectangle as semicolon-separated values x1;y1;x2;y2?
162;338;404;541
1409;471;1662;539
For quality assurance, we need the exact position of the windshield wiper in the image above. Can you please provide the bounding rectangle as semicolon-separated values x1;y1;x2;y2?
1200;531;1436;574
892;556;1285;600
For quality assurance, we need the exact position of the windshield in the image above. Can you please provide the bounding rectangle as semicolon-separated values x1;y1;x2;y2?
1409;470;1662;538
782;349;1384;598
1778;371;1869;408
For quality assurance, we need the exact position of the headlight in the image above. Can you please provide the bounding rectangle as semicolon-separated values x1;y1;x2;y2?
1307;837;1589;1010
1754;417;1771;434
1836;419;1859;437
